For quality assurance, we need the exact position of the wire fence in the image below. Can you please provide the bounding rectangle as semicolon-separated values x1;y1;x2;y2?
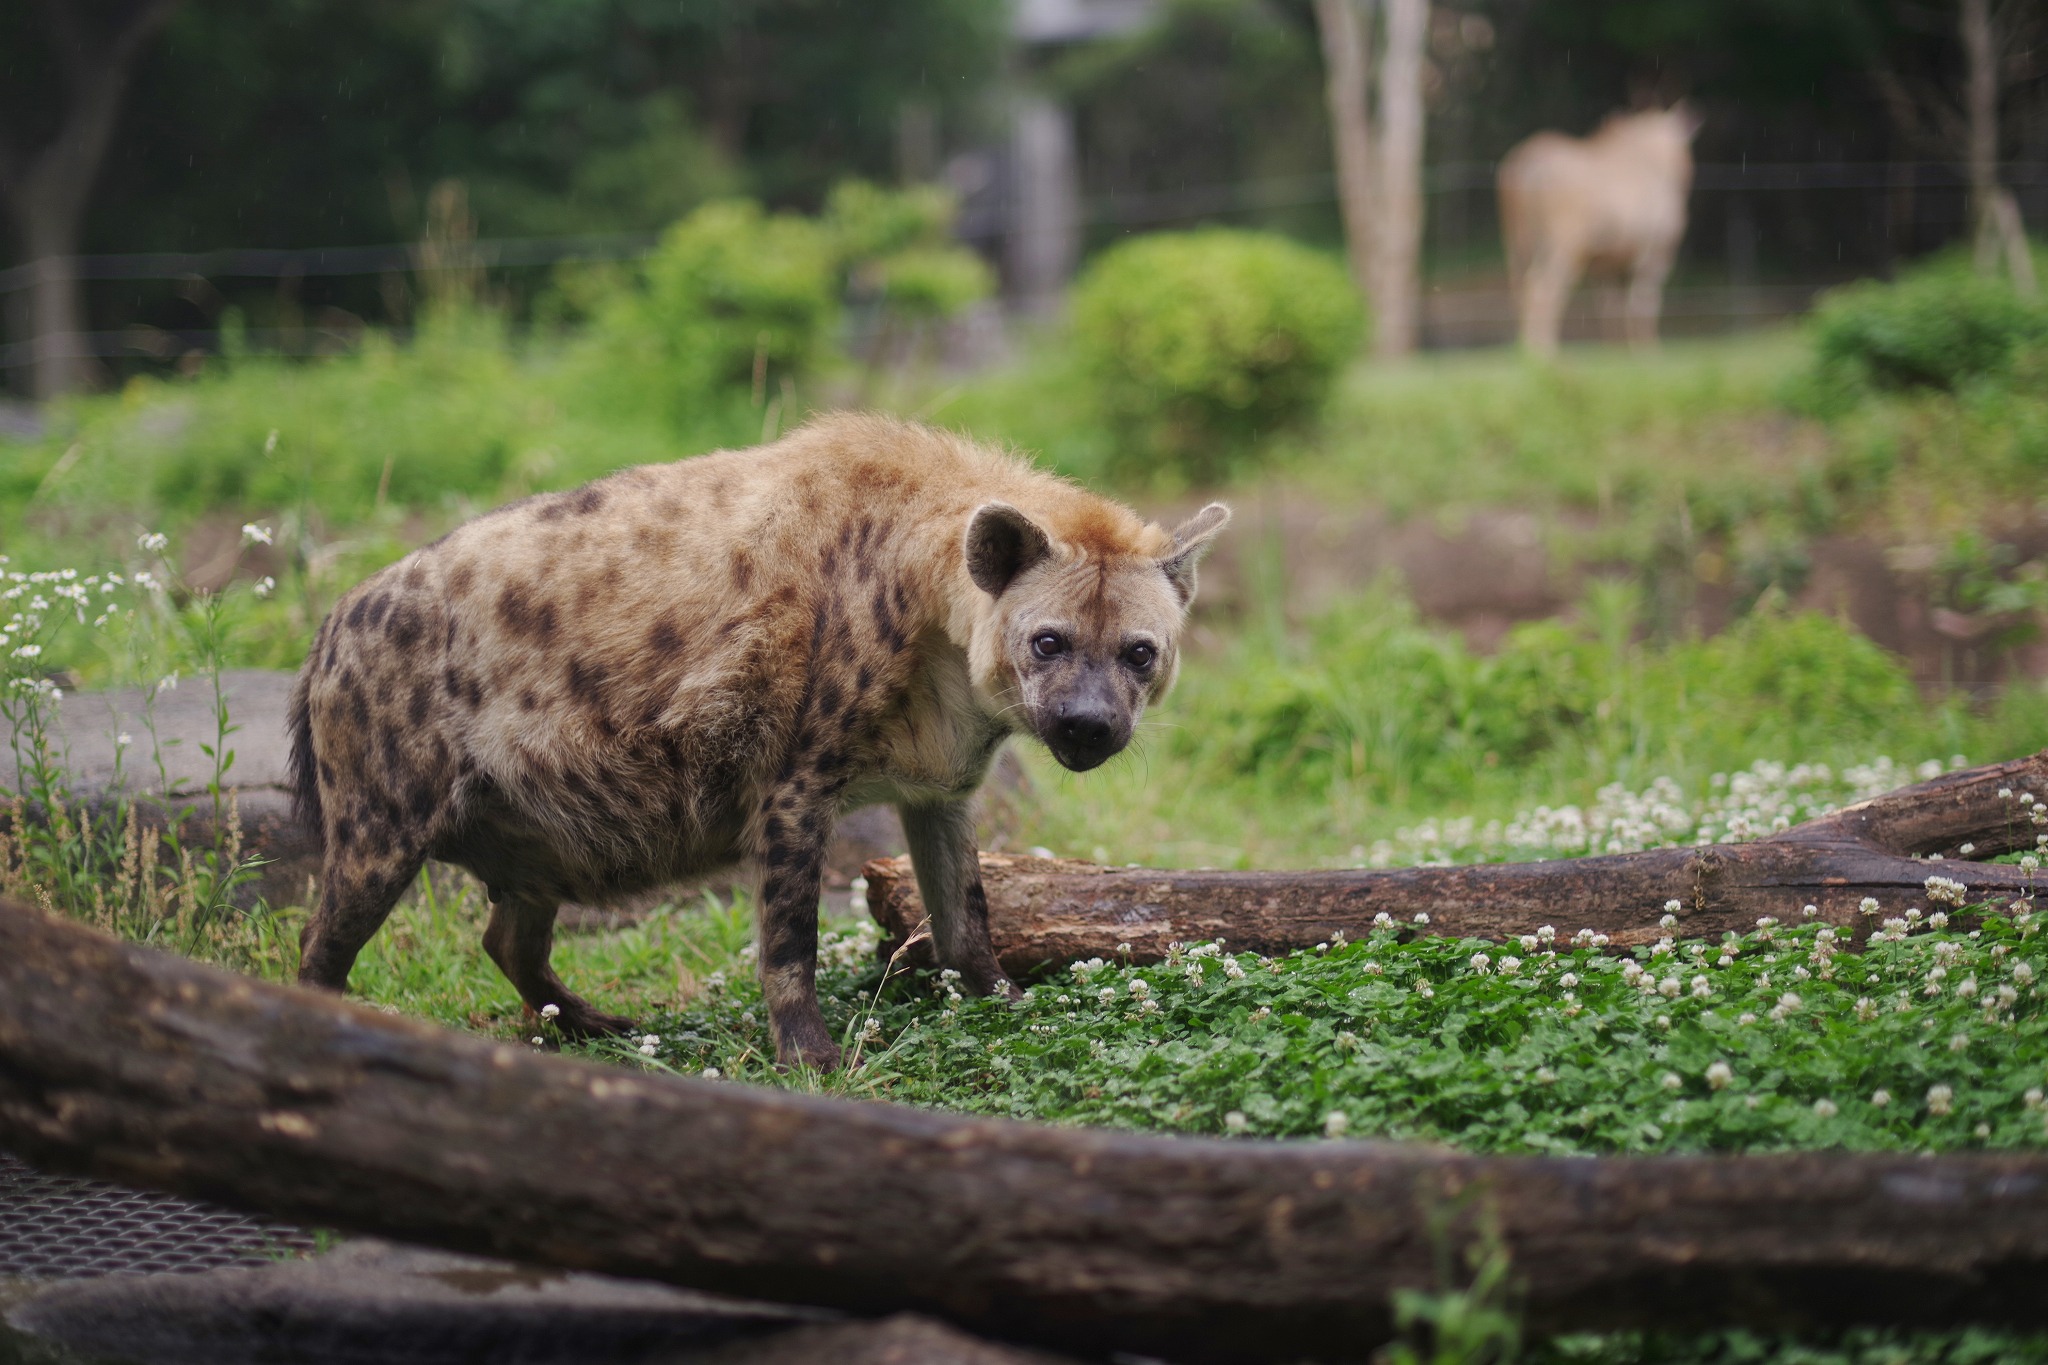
4;160;2042;368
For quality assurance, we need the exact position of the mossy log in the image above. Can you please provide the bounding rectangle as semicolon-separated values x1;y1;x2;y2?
6;899;2048;1363
866;750;2048;975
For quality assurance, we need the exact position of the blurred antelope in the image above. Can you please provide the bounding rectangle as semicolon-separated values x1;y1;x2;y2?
1498;106;1700;355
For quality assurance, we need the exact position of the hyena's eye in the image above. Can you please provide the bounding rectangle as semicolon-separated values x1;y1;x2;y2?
1123;642;1157;671
1030;631;1068;660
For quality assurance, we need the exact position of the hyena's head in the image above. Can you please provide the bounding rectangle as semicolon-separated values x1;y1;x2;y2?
965;500;1230;772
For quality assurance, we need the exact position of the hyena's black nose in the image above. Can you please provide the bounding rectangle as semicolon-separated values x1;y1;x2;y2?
1051;702;1120;770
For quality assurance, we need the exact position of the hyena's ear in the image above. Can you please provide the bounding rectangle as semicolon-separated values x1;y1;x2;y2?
965;502;1053;598
1160;502;1231;606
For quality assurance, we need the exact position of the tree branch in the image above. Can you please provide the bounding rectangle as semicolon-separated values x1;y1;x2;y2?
867;750;2048;975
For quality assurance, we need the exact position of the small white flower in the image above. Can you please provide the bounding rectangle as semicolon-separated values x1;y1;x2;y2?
1705;1061;1733;1090
1659;977;1681;998
539;1003;560;1020
240;522;273;547
641;1034;661;1047
1859;897;1880;916
530;1036;544;1047
2017;962;2037;984
1802;904;1819;919
1469;953;1492;975
1224;1110;1248;1133
2025;1089;2044;1111
1655;1014;1671;1029
1519;934;1539;952
1927;1084;1954;1116
1813;1098;1838;1118
703;1067;721;1079
1738;1012;1758;1026
1322;1110;1350;1138
253;575;276;598
1975;1122;1992;1139
115;732;132;747
1412;912;1430;926
1949;1033;1970;1053
137;531;168;553
1499;956;1522;976
1661;1071;1682;1091
1960;843;1976;855
638;1042;657;1056
1374;912;1395;929
1871;1089;1892;1108
1855;997;1878;1021
1956;976;1978;999
1559;972;1579;989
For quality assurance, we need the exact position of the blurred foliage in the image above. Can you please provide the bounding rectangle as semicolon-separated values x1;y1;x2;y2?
1070;228;1363;483
1806;261;2048;398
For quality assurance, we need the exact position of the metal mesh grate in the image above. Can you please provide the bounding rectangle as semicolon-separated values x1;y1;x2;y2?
0;1149;318;1279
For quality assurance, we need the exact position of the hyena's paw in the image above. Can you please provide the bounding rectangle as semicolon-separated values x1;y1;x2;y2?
770;1007;843;1073
531;999;636;1041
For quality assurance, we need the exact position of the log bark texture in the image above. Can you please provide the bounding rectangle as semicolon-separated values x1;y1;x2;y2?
868;750;2048;976
8;901;2048;1362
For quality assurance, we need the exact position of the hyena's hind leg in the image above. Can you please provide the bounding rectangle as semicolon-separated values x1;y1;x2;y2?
298;837;429;992
481;889;634;1039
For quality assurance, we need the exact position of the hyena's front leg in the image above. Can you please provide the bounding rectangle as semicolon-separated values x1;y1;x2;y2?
899;798;1015;998
756;791;840;1071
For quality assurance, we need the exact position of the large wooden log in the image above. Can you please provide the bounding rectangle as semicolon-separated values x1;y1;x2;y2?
867;750;2048;975
6;901;2048;1362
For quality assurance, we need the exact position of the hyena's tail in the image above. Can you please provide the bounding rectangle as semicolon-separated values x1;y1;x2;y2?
287;656;322;841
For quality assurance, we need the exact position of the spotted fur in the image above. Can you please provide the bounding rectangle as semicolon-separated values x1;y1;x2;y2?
289;413;1228;1068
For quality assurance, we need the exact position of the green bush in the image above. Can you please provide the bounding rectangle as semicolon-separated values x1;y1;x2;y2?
1070;228;1363;482
1808;265;2048;395
586;198;841;425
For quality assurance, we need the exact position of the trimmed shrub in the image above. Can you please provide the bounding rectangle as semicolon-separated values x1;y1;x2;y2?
1070;228;1363;483
1809;266;2048;395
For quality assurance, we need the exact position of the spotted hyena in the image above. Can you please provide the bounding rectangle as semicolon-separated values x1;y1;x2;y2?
289;413;1228;1069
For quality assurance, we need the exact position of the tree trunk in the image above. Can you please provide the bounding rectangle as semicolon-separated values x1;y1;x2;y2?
1369;0;1428;357
1313;0;1376;300
1958;0;2034;295
7;899;2048;1363
868;750;2048;975
0;0;183;398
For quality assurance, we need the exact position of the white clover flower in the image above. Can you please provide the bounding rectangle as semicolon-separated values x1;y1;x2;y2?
1573;929;1596;947
1706;1061;1733;1090
1802;904;1819;919
1690;975;1711;998
1469;953;1492;975
1412;912;1430;926
1224;1110;1248;1133
1957;976;1979;999
531;1036;545;1047
2024;855;2041;873
1660;1071;1682;1091
1534;1065;1558;1084
1960;843;1976;856
1499;956;1522;976
539;1003;560;1020
1813;1098;1838;1118
638;1042;657;1056
1127;978;1152;1001
1322;1110;1350;1138
1559;972;1579;989
1871;1089;1892;1107
1950;1033;1970;1053
1411;982;1433;1000
1655;1014;1671;1029
1374;912;1394;929
1223;958;1246;980
2015;962;2036;984
2002;788;2015;800
1659;913;1677;930
1925;875;1969;907
1659;977;1681;998
1592;933;1611;947
2025;1089;2044;1111
1537;925;1556;944
1928;911;1950;930
1927;1084;1954;1115
1519;934;1539;952
703;1067;721;1079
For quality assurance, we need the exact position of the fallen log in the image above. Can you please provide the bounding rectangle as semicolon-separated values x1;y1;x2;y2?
7;900;2048;1363
867;749;2048;975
